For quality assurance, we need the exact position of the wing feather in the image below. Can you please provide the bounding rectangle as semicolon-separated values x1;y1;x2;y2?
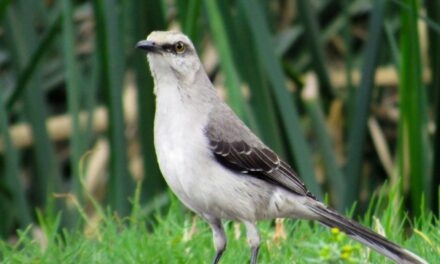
205;103;315;198
208;137;314;198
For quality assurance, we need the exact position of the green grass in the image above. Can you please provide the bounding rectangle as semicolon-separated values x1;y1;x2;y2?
0;187;438;263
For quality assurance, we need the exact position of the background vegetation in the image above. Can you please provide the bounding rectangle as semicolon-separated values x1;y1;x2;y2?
0;0;439;260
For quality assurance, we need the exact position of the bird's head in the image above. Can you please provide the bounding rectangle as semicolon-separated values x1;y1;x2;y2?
137;31;201;86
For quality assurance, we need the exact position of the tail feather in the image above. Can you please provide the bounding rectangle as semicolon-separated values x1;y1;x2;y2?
308;203;428;264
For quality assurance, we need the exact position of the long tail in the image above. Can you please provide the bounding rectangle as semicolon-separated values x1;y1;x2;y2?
308;203;428;264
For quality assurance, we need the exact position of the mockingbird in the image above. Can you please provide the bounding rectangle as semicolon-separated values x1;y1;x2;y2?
137;31;427;264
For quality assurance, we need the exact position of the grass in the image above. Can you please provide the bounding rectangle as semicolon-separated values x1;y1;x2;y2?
0;186;438;263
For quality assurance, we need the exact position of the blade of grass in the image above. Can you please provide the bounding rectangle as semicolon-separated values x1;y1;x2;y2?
390;0;440;35
4;3;62;207
275;27;303;57
147;1;166;30
83;55;100;148
344;0;387;209
223;3;286;156
342;0;355;127
302;74;345;210
289;0;372;72
211;1;284;155
384;21;401;68
105;0;132;214
427;0;440;214
203;0;246;118
0;88;31;229
297;0;333;101
205;0;260;133
239;0;322;198
0;0;13;21
6;14;62;111
176;0;188;30
282;61;305;89
399;0;431;215
62;0;84;201
183;0;201;42
92;0;131;215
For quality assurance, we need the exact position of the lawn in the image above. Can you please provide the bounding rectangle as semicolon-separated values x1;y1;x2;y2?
1;188;438;263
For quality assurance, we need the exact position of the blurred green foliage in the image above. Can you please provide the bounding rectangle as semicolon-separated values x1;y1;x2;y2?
0;0;439;238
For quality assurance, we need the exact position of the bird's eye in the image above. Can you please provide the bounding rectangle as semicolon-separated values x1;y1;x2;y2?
174;41;185;53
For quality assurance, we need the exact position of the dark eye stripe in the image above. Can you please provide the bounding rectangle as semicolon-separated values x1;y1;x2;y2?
161;44;175;53
161;42;190;54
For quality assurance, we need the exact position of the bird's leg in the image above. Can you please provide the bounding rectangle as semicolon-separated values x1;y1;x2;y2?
244;221;261;264
203;215;226;264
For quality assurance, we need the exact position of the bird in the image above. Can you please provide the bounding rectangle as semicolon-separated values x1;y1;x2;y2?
136;31;427;264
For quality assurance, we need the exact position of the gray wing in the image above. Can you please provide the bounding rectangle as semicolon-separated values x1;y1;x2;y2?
204;104;315;199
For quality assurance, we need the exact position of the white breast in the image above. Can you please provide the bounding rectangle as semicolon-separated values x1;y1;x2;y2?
153;81;212;210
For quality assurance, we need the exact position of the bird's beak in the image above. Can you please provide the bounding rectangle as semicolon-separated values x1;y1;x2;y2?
136;40;160;53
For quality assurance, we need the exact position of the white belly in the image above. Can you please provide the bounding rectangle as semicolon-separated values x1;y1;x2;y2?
153;83;217;209
154;97;255;219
